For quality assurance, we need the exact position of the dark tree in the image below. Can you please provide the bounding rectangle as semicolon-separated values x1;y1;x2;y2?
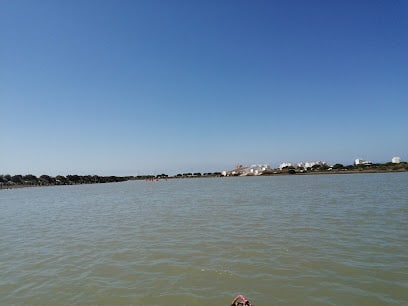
23;174;38;184
11;175;23;184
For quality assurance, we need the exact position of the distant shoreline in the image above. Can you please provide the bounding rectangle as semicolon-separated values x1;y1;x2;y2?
263;168;408;176
1;167;407;191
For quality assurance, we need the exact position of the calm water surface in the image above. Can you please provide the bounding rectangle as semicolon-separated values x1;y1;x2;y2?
1;173;407;305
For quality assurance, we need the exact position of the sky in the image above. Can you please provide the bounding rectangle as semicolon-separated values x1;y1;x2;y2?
1;0;407;176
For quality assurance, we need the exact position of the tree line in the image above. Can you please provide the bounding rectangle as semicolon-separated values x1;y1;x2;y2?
0;172;224;187
0;174;131;187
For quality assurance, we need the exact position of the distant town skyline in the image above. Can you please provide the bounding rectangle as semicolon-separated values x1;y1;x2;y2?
1;1;407;176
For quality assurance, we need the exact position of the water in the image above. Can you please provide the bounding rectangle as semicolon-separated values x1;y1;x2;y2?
1;173;407;305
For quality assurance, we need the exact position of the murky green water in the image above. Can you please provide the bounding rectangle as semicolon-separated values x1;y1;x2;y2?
1;173;407;305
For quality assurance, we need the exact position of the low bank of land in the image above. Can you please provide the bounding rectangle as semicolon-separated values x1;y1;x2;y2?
1;162;407;190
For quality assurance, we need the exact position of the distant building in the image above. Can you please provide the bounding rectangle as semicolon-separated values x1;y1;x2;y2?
354;158;371;165
392;156;401;164
280;161;328;170
297;161;328;170
224;164;271;176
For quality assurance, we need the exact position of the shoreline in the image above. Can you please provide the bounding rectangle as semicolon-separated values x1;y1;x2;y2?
263;168;408;176
1;168;407;191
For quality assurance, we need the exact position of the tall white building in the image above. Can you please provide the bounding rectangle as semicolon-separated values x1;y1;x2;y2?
392;156;401;164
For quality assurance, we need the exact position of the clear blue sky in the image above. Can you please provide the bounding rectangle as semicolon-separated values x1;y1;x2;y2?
1;0;407;176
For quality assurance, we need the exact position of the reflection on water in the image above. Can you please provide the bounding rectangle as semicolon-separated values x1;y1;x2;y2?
1;173;407;305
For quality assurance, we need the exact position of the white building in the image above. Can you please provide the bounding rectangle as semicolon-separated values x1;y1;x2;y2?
297;161;328;170
224;164;271;176
354;158;371;165
243;164;270;176
392;156;401;164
